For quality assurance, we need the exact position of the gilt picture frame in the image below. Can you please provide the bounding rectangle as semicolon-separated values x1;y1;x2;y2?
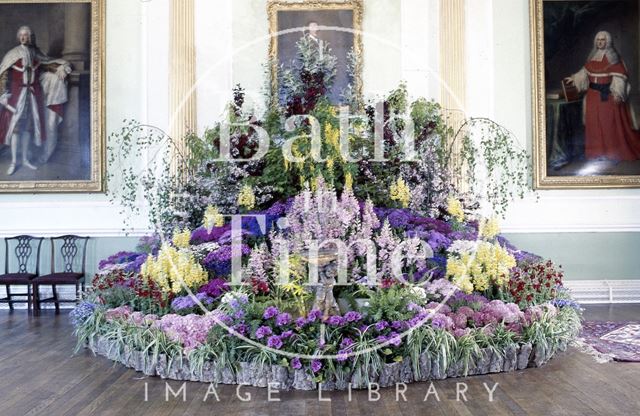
267;0;363;107
531;0;640;188
0;0;104;193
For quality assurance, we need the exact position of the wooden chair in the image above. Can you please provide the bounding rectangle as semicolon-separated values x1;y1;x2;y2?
33;235;89;314
0;236;44;312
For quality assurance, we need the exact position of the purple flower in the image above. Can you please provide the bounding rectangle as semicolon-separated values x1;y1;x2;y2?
276;313;291;326
376;335;388;344
391;320;407;331
281;330;293;339
255;326;273;339
198;278;230;298
375;320;389;332
427;231;451;251
267;335;283;349
431;313;453;330
453;328;469;338
233;323;248;336
295;317;307;328
388;332;402;347
190;224;231;245
452;313;468;329
306;309;323;323
326;315;346;326
203;244;252;275
263;306;279;319
311;359;322;373
344;311;363;322
340;338;354;349
336;350;350;362
171;296;196;311
291;357;302;369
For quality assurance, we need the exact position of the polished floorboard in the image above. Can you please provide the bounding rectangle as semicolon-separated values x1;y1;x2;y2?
1;305;639;416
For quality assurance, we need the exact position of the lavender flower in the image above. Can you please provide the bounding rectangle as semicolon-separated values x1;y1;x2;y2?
198;278;230;298
375;321;388;331
340;338;354;349
306;309;323;323
388;332;402;346
255;326;273;339
276;313;291;326
344;311;363;322
326;315;346;326
291;357;302;369
267;335;283;349
263;306;279;319
311;360;322;373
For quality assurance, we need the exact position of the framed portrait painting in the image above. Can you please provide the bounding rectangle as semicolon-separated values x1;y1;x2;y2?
531;0;640;188
0;0;104;193
268;0;363;106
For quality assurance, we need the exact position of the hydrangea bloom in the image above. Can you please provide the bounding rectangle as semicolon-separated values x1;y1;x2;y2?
154;313;219;353
69;301;96;328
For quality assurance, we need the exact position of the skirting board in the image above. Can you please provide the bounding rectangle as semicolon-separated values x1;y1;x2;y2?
1;280;639;309
564;280;640;304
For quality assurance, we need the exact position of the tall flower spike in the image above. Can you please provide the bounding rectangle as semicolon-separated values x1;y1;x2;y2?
203;205;224;231
237;184;256;210
390;177;411;208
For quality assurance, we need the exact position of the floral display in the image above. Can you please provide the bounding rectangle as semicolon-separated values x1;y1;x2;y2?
75;32;581;391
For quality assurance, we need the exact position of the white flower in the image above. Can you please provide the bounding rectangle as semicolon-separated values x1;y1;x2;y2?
220;292;235;304
448;240;478;255
409;286;427;299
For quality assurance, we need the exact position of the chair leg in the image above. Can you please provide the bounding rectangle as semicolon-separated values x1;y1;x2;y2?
6;285;13;311
27;284;32;313
52;285;60;313
33;284;40;316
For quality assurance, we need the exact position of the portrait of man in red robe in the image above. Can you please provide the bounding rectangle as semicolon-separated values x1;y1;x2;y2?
565;30;640;162
0;25;71;176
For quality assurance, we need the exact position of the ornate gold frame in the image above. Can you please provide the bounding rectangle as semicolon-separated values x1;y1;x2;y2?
0;0;105;193
267;0;363;106
530;0;640;189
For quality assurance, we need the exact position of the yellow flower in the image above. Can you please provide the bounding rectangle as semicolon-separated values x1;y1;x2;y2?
446;240;516;293
141;243;208;294
447;197;465;222
479;217;500;240
203;205;224;231
389;177;411;208
172;228;191;249
344;172;353;192
237;184;256;210
324;123;340;154
326;158;335;179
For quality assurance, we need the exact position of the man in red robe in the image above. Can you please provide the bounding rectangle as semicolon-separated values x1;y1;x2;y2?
0;26;71;175
565;31;640;161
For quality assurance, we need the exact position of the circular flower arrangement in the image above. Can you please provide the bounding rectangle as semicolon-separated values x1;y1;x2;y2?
77;33;582;390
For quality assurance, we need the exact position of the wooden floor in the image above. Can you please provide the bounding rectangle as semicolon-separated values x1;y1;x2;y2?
1;305;639;416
